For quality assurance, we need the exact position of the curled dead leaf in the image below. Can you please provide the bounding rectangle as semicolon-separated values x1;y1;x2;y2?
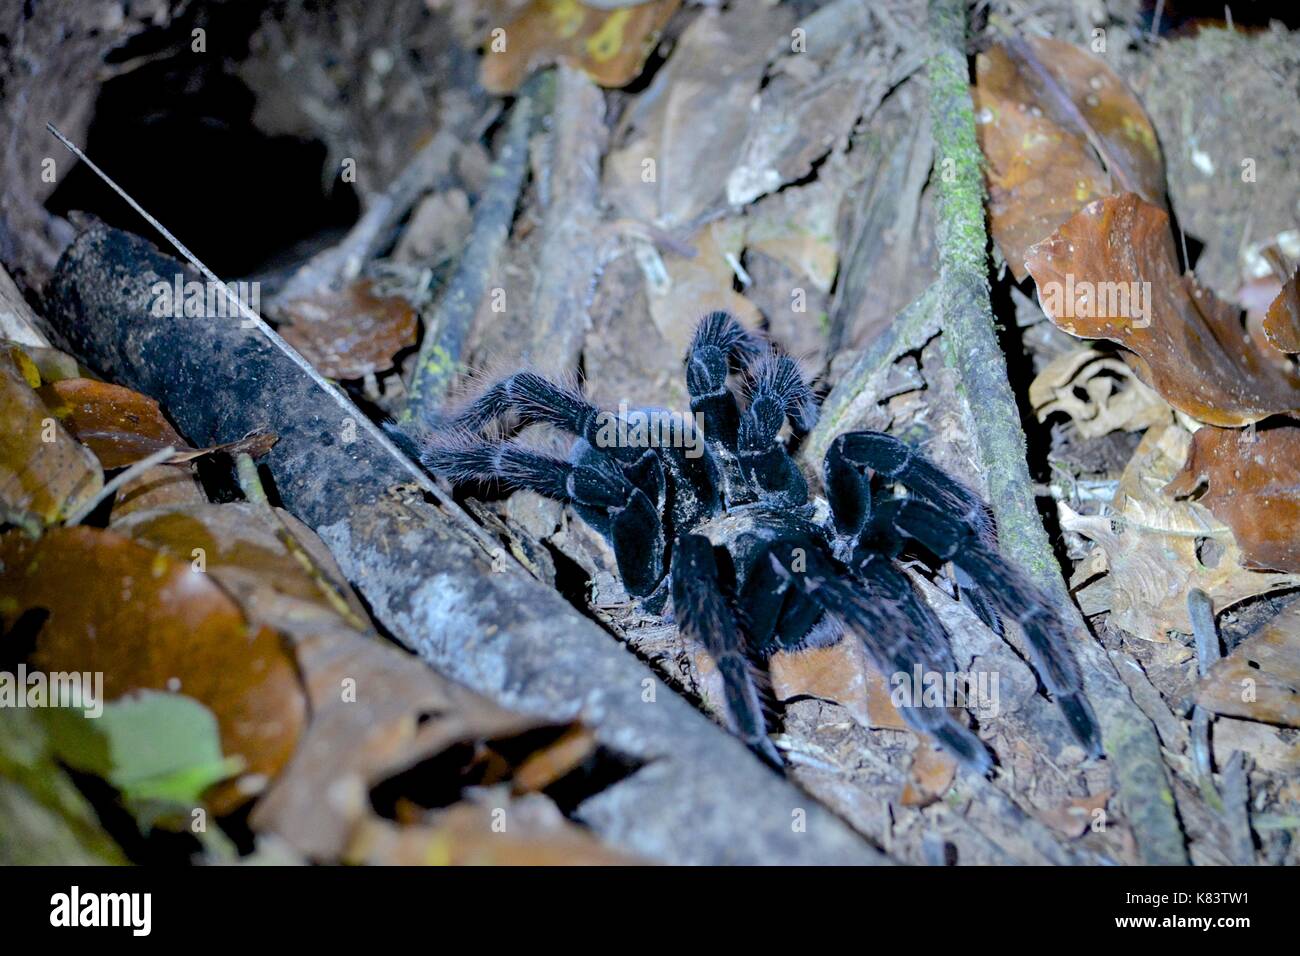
1029;346;1171;438
0;357;102;529
1164;422;1300;573
279;279;417;380
1026;194;1300;426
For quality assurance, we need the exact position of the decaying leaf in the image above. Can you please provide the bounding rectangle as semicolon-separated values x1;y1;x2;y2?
1263;268;1300;352
1063;424;1300;636
1037;790;1111;838
0;357;102;529
1197;600;1300;728
250;619;559;860
726;5;885;207
604;3;791;228
0;526;307;812
279;279;417;380
479;0;679;95
345;793;638;865
899;741;957;808
1026;194;1300;426
1164;422;1300;573
769;637;907;732
974;37;1163;279
1029;346;1171;438
644;219;761;356
37;378;186;469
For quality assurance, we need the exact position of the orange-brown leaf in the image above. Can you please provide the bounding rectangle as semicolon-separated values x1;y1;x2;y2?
479;0;679;95
1164;422;1300;573
0;526;306;812
1263;269;1300;352
38;378;187;469
973;37;1163;279
1025;194;1300;426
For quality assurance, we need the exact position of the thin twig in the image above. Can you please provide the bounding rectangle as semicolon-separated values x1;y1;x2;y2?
64;447;176;525
400;81;537;423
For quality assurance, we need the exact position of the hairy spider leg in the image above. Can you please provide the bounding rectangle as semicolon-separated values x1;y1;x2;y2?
769;547;993;774
672;534;781;767
420;433;667;600
736;350;814;506
685;311;760;504
877;496;1104;758
437;369;719;532
823;431;1002;632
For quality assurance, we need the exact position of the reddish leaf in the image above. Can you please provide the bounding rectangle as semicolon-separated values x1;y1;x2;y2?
1197;601;1300;728
1263;269;1300;353
0;526;307;813
1164;422;1300;573
37;378;186;469
279;280;417;380
1026;194;1300;426
973;36;1163;280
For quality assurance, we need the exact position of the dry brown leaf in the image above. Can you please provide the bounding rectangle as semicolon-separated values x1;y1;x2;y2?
1197;601;1300;728
769;638;908;732
0;357;102;529
645;220;762;356
900;741;957;807
1164;422;1300;573
1029;346;1171;438
279;279;417;380
37;378;186;469
251;622;556;860
345;795;639;865
973;37;1163;280
1263;268;1300;352
511;725;599;794
1062;424;1300;636
1037;790;1111;838
479;0;679;95
0;526;306;812
1026;194;1300;426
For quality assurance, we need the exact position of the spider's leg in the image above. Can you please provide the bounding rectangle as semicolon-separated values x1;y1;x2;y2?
825;431;1001;631
422;433;666;598
685;311;759;500
825;431;993;541
769;547;992;773
672;534;781;767
736;350;814;505
878;496;1103;757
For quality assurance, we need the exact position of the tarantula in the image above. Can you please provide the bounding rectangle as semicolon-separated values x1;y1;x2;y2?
407;312;1102;772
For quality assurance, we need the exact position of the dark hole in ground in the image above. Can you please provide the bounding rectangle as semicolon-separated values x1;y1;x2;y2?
45;4;358;279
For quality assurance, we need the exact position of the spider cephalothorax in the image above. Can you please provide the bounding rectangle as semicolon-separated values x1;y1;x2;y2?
414;312;1102;772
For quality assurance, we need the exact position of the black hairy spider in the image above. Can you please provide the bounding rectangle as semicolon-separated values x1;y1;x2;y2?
408;312;1102;772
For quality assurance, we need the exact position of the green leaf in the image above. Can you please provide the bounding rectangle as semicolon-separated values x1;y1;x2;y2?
44;690;243;816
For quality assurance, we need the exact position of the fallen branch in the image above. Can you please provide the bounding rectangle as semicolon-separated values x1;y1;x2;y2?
926;0;1187;864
